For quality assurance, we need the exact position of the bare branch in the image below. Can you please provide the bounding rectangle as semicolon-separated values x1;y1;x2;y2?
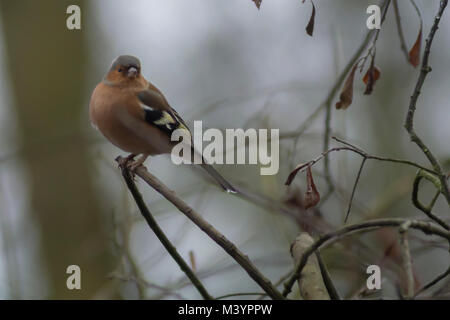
316;250;341;300
404;0;450;207
399;221;415;299
344;158;367;223
393;0;410;62
414;265;450;298
286;136;438;187
117;158;213;300
412;171;449;230
216;292;267;299
287;0;391;169
282;218;450;297
290;233;330;300
118;157;284;300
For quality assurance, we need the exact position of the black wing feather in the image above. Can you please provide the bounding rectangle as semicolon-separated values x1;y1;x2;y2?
137;90;190;138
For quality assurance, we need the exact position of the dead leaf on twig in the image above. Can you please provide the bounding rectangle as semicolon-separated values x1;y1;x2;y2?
305;1;316;37
304;166;320;209
409;25;422;67
252;0;262;9
363;62;381;95
285;162;308;186
408;0;423;68
336;64;358;110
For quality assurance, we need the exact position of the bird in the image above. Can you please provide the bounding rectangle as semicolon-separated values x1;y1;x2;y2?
89;55;236;193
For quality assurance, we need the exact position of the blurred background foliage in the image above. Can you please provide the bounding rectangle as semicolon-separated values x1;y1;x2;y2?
0;0;448;299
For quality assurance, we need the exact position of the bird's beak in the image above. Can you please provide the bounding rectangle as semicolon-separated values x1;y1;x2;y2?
128;67;138;78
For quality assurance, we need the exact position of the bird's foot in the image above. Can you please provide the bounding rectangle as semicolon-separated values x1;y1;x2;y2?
116;154;138;179
116;154;148;180
127;154;149;173
116;154;135;168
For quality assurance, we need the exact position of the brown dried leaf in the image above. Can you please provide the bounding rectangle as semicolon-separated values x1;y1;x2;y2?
304;166;320;209
305;1;316;37
363;66;380;85
252;0;262;9
285;162;308;186
363;62;381;95
335;64;358;110
409;25;422;67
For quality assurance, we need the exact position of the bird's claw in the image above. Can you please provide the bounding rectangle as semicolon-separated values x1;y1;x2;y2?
126;154;148;178
127;161;143;173
117;154;148;181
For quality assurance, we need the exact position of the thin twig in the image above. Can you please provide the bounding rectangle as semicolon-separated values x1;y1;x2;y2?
404;0;450;207
216;292;267;300
282;218;450;297
393;0;410;62
109;274;186;300
344;158;366;223
112;210;147;299
399;221;415;299
414;265;450;298
429;189;441;209
358;0;391;72
332;136;438;175
412;172;449;230
117;158;213;300
316;251;341;300
119;157;285;300
257;268;293;300
287;0;390;170
287;136;438;187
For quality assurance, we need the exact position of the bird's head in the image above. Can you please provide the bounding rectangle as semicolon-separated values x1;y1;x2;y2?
104;55;144;86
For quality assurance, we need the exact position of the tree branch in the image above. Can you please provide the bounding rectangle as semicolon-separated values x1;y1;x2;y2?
412;171;449;230
316;250;341;300
282;218;450;297
393;0;410;62
290;233;330;300
117;156;284;300
287;0;390;170
399;221;414;299
117;158;213;300
344;158;366;223
414;265;450;298
404;0;450;207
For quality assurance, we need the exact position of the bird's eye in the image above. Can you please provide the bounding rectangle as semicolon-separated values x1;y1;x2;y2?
118;68;122;72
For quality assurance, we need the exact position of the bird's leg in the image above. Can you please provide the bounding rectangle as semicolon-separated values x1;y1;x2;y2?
126;153;137;161
128;154;149;172
122;153;136;167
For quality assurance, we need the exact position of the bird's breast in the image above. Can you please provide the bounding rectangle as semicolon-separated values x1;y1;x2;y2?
89;83;169;155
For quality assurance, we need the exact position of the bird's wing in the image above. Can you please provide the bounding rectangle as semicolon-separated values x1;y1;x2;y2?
137;88;236;193
137;89;191;141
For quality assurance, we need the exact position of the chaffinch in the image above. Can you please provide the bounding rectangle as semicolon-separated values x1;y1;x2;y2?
89;55;236;193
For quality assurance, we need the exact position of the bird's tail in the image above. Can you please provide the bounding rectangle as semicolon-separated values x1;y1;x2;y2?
187;146;236;193
200;163;237;194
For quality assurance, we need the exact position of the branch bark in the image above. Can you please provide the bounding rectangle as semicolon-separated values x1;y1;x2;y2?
399;222;414;299
118;158;213;300
412;171;449;230
404;0;450;207
282;218;450;297
393;0;410;62
117;156;284;300
290;233;330;300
